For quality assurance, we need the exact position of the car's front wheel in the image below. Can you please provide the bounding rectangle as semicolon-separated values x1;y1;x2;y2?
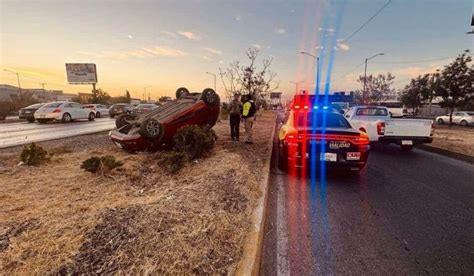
115;114;134;128
62;113;72;123
437;118;444;125
201;88;220;107
88;112;95;121
139;118;163;140
176;87;190;99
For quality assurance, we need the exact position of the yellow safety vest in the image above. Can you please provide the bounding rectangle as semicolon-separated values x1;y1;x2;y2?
242;102;251;116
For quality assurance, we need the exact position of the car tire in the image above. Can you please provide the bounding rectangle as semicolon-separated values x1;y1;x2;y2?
437;118;444;125
460;120;468;126
115;114;134;128
139;118;163;140
201;88;220;107
88;112;95;121
26;118;35;123
96;112;101;118
37;119;47;124
110;115;115;119
176;87;190;99
400;145;414;151
62;113;72;123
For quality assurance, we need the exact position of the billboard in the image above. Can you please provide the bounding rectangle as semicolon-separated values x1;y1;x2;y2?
65;63;97;84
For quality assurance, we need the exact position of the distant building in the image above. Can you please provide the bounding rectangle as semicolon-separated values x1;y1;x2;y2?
0;84;19;101
78;92;93;103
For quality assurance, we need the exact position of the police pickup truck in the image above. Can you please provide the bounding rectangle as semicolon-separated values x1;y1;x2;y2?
344;106;433;151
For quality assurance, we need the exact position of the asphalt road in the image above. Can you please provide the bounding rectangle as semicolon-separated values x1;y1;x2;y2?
0;118;115;148
261;118;474;275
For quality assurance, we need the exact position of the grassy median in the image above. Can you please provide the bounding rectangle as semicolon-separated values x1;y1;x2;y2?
0;111;275;274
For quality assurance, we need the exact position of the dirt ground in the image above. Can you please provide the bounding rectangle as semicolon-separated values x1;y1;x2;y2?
0;111;275;274
430;125;474;157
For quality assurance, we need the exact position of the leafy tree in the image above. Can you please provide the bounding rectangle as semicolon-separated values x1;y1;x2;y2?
91;88;111;104
219;47;279;101
434;50;473;126
400;74;433;116
126;90;131;101
354;73;396;104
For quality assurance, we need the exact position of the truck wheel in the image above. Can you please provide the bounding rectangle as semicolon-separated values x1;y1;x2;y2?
115;114;134;128
176;87;190;99
400;145;414;151
437;118;444;125
88;112;95;121
139;118;163;140
201;88;220;107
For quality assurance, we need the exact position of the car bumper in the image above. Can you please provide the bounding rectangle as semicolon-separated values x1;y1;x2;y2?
19;114;35;119
378;136;433;145
109;129;160;152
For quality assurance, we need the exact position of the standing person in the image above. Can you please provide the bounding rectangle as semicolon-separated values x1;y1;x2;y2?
242;95;256;144
228;94;242;141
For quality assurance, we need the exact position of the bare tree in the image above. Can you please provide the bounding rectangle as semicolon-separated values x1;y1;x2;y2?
354;73;396;104
219;48;280;103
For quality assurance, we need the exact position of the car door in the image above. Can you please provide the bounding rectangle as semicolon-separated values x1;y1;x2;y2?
73;103;87;119
452;112;462;123
62;103;74;118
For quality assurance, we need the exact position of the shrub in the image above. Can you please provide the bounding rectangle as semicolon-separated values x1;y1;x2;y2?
20;143;48;166
81;155;123;174
0;101;15;120
157;151;188;174
173;125;217;159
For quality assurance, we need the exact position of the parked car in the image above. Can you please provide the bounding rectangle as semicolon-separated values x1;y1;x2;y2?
34;101;96;123
345;106;433;151
109;103;134;118
278;95;370;173
436;111;474;126
109;87;220;152
18;103;45;122
82;104;109;118
132;103;159;115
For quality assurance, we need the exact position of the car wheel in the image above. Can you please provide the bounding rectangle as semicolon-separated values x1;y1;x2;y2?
460;120;468;126
96;112;101;118
201;88;220;107
176;87;190;99
110;115;115;119
115;114;134;128
400;145;414;151
88;112;95;121
139;118;163;140
37;119;47;124
62;113;72;123
437;118;444;125
26;118;35;123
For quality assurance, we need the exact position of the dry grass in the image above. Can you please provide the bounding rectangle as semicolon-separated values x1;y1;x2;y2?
431;125;474;157
0;111;275;274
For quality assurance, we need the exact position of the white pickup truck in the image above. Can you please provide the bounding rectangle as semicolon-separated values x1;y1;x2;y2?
344;106;433;151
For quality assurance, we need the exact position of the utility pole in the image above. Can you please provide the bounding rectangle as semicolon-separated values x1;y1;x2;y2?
299;51;320;94
290;80;305;93
3;69;22;97
363;53;384;104
40;83;47;101
144;86;151;102
206;72;217;92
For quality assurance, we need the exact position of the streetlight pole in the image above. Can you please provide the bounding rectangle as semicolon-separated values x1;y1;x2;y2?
40;83;47;101
299;51;320;94
3;69;22;97
290;80;305;93
363;53;384;104
143;86;151;102
206;72;217;92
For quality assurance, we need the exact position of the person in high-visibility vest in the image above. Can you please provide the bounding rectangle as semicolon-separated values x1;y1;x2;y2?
241;95;256;144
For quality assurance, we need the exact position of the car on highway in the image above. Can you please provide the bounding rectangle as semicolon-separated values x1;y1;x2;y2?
82;104;109;118
18;103;45;122
109;87;220;152
34;101;96;123
132;103;160;115
344;106;433;151
278;95;370;173
436;111;474;126
109;103;134;118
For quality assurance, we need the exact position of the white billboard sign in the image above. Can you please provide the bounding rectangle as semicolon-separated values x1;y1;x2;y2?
65;63;97;84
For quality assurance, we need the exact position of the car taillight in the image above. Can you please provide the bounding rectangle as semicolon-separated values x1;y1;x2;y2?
377;122;385;135
52;109;61;113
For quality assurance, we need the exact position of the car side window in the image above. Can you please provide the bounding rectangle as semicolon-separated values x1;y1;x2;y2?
72;103;82;109
64;103;72;108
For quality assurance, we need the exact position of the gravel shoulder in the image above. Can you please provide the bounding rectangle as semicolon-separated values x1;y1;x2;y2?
0;111;275;274
429;125;474;157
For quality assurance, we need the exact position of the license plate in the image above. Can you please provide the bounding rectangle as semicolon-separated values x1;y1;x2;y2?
402;140;413;145
320;153;337;162
347;152;361;161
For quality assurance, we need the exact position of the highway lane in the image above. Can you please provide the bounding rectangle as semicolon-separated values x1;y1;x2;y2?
261;122;474;275
0;118;115;148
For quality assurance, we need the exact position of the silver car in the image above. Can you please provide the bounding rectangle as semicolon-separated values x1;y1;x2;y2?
436;111;474;126
34;101;96;124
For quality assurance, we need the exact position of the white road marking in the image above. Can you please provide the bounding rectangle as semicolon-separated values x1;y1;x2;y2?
276;172;290;276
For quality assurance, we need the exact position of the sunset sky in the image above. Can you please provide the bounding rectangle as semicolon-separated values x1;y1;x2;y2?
1;0;472;100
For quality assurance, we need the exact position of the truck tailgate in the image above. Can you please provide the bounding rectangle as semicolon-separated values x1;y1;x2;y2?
384;119;432;137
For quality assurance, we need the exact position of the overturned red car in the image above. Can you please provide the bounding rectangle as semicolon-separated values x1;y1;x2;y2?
109;87;220;152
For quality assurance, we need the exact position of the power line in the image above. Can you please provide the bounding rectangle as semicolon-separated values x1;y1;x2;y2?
371;56;456;64
342;0;392;43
